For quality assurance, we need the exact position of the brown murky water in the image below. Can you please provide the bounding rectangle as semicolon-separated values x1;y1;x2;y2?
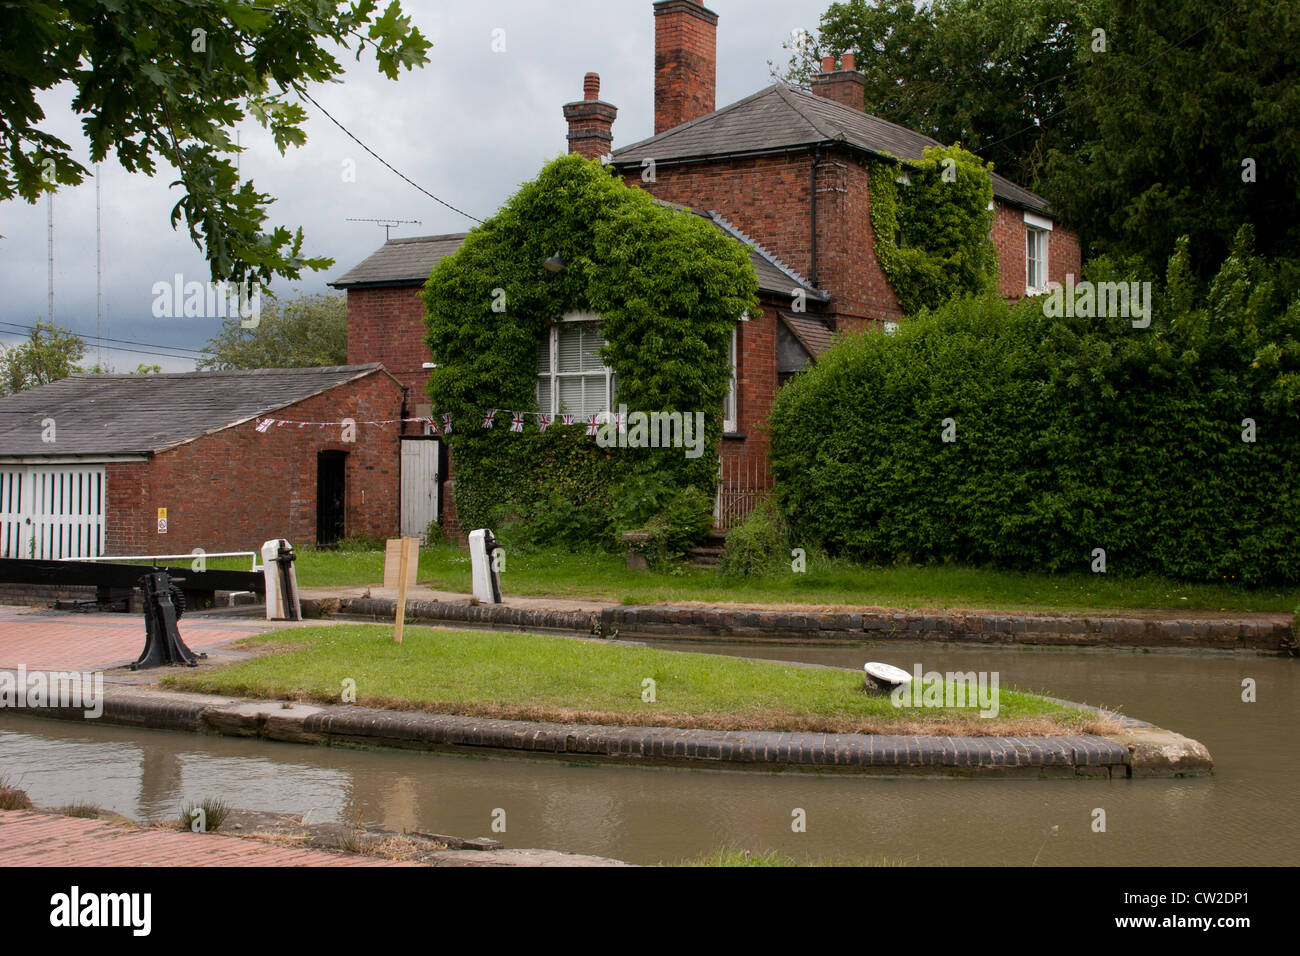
1;641;1295;865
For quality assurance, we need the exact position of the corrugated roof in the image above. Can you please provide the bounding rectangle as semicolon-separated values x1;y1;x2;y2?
329;217;826;300
611;83;1050;214
0;365;387;457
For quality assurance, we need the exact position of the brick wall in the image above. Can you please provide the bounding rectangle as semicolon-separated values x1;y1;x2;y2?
104;370;404;555
624;148;902;327
992;201;1083;301
346;285;433;401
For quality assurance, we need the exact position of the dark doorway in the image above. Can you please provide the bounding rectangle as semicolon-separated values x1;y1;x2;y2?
316;452;346;547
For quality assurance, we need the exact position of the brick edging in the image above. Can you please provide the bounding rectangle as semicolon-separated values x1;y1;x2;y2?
306;596;1294;653
6;687;1214;778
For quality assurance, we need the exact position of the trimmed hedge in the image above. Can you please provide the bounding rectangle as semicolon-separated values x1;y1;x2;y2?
768;230;1300;584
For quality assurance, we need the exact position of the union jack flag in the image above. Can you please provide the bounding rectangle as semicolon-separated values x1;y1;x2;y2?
482;408;497;429
538;414;550;433
510;412;524;433
442;412;452;434
587;414;600;436
561;413;574;426
255;419;272;433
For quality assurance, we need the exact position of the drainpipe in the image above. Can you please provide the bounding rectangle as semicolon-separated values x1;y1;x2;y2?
399;385;408;436
810;146;819;288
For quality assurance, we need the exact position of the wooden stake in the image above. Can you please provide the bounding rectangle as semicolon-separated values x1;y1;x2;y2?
394;536;413;644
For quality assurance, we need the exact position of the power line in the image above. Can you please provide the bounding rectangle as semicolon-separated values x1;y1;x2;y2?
0;320;209;355
0;321;210;362
298;87;485;225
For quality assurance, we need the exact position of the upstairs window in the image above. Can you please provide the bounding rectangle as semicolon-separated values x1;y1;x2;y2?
1023;211;1054;294
536;315;615;419
1026;227;1049;293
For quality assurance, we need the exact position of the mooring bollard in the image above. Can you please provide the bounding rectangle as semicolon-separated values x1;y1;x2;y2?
468;529;503;604
261;538;301;621
130;570;206;670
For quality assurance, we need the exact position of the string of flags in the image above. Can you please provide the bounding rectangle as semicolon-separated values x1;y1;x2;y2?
254;409;624;437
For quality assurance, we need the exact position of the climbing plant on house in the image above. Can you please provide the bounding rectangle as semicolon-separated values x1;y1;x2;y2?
422;154;759;550
867;144;998;315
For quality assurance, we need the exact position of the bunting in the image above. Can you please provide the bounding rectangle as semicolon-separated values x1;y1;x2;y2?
253;408;649;436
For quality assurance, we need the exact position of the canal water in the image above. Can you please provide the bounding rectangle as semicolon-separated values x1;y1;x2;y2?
1;640;1294;866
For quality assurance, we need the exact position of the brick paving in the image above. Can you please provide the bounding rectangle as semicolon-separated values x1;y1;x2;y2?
0;606;272;671
0;809;415;866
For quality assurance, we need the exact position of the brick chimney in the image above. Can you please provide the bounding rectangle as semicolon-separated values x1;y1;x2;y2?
563;72;618;159
810;52;866;111
654;0;718;134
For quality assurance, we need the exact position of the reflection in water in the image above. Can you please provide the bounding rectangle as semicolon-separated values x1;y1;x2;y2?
0;640;1295;865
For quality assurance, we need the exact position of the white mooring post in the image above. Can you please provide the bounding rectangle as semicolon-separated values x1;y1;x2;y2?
468;529;502;604
261;539;301;621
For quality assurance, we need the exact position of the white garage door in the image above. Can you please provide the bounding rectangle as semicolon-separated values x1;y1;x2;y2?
0;464;106;559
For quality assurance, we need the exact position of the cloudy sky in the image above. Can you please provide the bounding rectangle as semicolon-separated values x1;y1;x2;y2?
0;0;829;372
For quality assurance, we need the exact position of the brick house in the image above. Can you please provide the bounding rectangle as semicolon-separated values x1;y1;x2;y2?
0;365;404;558
334;0;1079;534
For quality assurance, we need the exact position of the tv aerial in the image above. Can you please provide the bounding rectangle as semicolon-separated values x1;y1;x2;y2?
346;217;422;240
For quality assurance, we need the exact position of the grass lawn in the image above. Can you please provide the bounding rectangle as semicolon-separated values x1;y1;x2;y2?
162;624;1112;736
200;543;1300;613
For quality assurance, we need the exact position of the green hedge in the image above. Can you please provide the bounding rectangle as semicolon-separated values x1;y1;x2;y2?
768;230;1300;584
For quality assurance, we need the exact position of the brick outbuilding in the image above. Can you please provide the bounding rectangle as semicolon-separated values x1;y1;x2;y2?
0;365;405;558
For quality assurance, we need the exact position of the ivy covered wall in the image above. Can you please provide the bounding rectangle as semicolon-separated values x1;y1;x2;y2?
867;144;999;316
422;154;759;548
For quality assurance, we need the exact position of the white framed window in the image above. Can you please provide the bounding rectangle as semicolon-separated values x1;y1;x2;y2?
723;325;738;432
1026;226;1049;294
536;314;615;419
1024;211;1053;295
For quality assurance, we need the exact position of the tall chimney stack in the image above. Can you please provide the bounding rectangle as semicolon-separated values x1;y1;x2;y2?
654;0;718;134
810;52;866;111
563;72;617;159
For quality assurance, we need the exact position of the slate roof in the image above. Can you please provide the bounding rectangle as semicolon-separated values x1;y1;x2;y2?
330;234;468;289
330;217;828;301
779;311;837;358
610;83;1050;214
0;365;387;458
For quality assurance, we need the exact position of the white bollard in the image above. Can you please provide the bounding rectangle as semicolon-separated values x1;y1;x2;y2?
468;529;502;604
261;539;301;621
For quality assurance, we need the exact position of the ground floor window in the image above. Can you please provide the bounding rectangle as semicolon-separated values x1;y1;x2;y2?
723;325;738;432
536;316;615;419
